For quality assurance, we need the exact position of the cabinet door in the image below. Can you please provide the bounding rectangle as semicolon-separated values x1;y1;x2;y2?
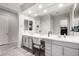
28;37;32;49
22;36;26;46
52;44;63;56
45;40;52;56
25;36;29;47
64;47;79;56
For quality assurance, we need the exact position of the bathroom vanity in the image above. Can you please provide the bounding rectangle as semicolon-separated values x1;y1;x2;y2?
19;3;79;56
21;34;79;56
45;38;79;56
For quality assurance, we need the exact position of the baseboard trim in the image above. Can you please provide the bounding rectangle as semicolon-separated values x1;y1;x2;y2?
0;42;17;46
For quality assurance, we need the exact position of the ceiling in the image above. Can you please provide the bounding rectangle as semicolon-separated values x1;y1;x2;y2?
0;3;22;13
0;3;35;13
23;3;74;17
0;3;74;16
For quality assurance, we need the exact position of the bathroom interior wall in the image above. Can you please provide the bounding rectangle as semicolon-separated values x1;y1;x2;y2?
40;15;51;34
34;13;70;35
34;17;40;34
50;15;54;34
51;13;70;35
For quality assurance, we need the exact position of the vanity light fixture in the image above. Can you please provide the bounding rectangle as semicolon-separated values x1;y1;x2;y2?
43;10;47;13
38;4;43;9
59;4;63;7
28;10;32;14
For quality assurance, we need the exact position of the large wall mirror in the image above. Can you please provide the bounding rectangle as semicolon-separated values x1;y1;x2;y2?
73;3;79;32
24;20;28;30
71;3;79;33
29;21;33;31
24;20;33;31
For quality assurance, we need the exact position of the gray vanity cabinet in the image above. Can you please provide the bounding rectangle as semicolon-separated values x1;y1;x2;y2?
22;35;79;56
22;36;25;46
64;47;79;56
45;39;52;56
22;36;32;49
28;36;32;49
51;40;79;56
52;44;63;56
24;36;29;47
62;42;79;56
22;36;28;47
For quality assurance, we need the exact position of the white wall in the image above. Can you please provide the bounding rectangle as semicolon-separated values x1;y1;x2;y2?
35;13;70;35
34;17;40;34
52;13;70;35
50;15;54;34
40;15;51;34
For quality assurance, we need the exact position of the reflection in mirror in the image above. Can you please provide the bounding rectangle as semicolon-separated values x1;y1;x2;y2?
73;3;79;32
24;20;28;30
29;21;33;31
70;3;79;36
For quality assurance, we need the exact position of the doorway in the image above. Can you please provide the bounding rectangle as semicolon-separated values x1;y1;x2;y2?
0;15;8;45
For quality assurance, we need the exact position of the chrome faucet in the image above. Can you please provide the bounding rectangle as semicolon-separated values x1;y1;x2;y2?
63;33;66;38
48;31;52;37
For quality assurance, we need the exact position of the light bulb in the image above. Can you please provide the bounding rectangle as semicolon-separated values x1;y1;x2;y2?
59;4;63;7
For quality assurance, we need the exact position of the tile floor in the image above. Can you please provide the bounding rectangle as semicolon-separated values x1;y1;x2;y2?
0;43;34;56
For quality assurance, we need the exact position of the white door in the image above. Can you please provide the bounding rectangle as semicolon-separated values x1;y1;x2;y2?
0;15;8;45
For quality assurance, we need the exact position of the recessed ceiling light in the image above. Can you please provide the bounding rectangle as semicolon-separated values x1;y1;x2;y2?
38;4;43;9
34;14;38;16
59;4;63;7
43;10;47;13
28;10;32;14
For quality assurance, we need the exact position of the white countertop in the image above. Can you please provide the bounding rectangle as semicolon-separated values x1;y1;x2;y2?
23;33;79;44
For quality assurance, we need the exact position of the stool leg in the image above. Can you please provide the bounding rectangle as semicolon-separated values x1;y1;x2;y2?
32;47;34;54
39;49;40;56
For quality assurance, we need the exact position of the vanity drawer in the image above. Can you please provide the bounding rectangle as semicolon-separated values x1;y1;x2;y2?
64;47;79;56
52;40;79;49
45;39;52;43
